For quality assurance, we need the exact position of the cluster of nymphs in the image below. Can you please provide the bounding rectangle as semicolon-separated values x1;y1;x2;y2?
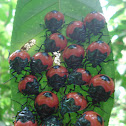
9;10;115;126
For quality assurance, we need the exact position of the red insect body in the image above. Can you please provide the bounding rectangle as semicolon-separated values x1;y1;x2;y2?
87;41;111;56
84;12;106;25
45;11;64;22
66;92;87;111
76;111;104;126
35;91;59;108
9;50;30;63
66;21;84;37
14;121;38;126
32;52;53;70
63;44;85;59
76;68;92;85
89;74;114;95
46;65;68;78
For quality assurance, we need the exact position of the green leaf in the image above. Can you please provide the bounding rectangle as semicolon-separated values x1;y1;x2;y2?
0;7;8;21
106;0;122;7
4;3;13;26
110;8;125;20
11;0;115;126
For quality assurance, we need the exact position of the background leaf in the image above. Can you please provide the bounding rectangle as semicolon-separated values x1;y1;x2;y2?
11;0;115;125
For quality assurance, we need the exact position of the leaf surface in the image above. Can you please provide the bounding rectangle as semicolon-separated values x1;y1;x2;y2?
11;0;115;125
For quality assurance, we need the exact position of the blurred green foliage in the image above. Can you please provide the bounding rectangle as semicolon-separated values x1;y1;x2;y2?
0;0;17;125
0;0;126;125
105;0;126;125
